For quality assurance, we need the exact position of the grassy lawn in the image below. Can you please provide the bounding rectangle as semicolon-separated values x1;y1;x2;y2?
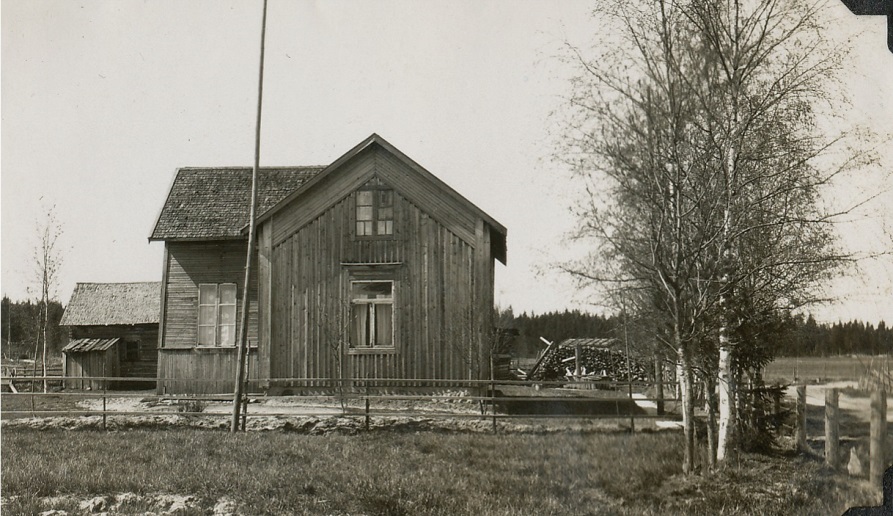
2;428;882;515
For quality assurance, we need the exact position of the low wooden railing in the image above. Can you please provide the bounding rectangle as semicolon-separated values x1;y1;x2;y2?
1;375;681;433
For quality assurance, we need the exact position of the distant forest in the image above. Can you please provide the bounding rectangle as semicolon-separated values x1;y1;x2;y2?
500;309;893;359
1;297;889;360
1;297;65;359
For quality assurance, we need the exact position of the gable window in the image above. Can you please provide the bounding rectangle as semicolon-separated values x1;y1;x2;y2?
350;280;394;348
356;189;394;237
198;283;237;346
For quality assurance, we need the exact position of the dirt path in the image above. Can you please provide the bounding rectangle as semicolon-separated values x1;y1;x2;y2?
785;381;893;425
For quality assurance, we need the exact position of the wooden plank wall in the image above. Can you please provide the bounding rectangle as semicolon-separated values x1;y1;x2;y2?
162;241;258;348
157;241;260;393
266;186;482;384
68;324;159;386
157;349;259;394
64;348;118;390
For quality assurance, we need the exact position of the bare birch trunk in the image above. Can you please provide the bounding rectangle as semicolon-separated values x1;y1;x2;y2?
717;342;735;460
705;375;718;469
680;349;696;474
41;290;48;393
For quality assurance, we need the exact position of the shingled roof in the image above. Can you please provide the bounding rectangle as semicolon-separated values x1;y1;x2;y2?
149;167;323;241
60;282;161;326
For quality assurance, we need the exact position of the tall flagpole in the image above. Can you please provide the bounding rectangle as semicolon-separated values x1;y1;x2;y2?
232;0;268;433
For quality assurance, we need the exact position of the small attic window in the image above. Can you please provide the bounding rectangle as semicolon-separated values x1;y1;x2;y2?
356;187;394;238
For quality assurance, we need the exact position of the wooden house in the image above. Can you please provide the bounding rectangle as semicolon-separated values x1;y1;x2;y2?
61;282;160;390
150;134;507;394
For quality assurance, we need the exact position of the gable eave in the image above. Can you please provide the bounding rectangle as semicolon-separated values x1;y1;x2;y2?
251;134;382;230
249;134;508;242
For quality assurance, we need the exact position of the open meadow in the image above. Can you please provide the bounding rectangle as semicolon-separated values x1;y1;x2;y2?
1;427;884;515
763;355;890;383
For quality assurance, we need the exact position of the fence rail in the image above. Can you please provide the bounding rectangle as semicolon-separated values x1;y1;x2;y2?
1;375;681;431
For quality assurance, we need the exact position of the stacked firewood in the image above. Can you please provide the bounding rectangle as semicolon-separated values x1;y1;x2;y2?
531;346;649;382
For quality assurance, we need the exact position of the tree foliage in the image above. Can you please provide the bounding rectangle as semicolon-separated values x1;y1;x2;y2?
0;297;65;359
554;0;877;470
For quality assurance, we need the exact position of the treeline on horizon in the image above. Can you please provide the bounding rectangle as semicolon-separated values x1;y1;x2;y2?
500;308;893;359
1;296;65;359
1;297;888;361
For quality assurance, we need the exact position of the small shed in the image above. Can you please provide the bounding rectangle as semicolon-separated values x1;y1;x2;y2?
61;282;160;390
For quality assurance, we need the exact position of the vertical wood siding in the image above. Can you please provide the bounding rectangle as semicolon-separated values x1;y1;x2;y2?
157;349;259;394
266;187;483;384
64;350;117;390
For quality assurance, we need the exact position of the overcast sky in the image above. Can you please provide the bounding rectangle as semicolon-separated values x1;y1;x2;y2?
2;0;891;324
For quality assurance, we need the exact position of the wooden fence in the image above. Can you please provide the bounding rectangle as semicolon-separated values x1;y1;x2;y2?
794;384;889;489
0;374;680;432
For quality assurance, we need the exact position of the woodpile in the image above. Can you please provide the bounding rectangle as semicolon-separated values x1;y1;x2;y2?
530;345;649;382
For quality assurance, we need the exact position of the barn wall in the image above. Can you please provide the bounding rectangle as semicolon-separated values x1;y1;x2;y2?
262;159;488;385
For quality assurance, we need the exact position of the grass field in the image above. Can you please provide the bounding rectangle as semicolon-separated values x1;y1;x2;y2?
1;428;882;515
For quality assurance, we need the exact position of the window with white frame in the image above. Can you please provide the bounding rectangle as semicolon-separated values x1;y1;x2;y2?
350;280;394;348
198;283;237;346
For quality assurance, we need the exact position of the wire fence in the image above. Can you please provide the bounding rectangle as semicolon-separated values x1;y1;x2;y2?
1;375;682;432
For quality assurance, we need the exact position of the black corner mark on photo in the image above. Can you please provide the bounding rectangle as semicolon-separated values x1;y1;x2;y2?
838;0;893;53
843;465;893;515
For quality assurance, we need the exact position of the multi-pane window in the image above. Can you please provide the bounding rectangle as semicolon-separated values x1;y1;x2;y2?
356;189;394;237
198;283;237;346
350;281;394;348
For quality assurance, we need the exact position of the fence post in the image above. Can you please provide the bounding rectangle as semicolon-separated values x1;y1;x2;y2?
825;388;839;468
102;382;107;431
102;361;107;431
655;357;665;416
796;385;807;452
490;351;497;434
365;397;370;431
870;389;887;488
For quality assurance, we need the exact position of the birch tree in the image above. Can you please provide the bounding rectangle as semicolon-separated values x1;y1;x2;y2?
31;205;64;393
557;0;874;470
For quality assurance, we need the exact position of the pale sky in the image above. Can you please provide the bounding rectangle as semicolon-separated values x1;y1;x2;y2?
2;0;891;324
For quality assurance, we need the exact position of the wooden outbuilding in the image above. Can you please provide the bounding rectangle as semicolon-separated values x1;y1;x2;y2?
61;282;160;390
150;134;507;394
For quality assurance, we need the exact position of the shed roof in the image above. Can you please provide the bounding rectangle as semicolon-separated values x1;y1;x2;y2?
60;282;161;326
63;338;121;353
149;167;323;241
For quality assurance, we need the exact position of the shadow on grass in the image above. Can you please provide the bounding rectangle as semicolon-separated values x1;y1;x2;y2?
494;393;647;416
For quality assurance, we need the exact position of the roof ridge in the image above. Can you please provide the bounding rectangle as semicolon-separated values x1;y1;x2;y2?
75;281;161;286
176;166;326;171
